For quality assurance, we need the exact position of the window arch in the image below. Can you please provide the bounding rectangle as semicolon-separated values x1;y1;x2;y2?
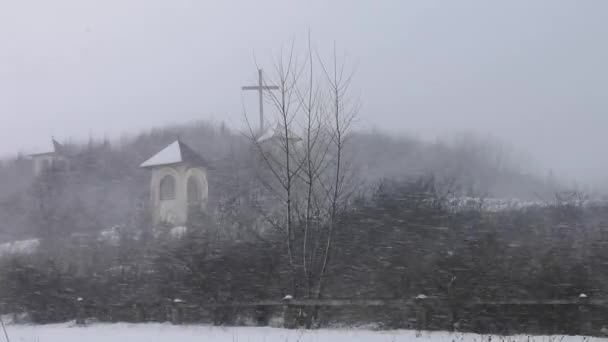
187;176;201;205
159;175;176;200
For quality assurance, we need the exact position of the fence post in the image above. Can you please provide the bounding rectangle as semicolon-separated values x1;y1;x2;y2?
578;297;592;335
75;297;85;325
171;299;184;325
132;303;142;322
414;298;428;332
170;305;180;324
282;297;295;329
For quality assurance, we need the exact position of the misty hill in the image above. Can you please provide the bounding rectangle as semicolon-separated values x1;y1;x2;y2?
350;130;555;199
0;120;555;242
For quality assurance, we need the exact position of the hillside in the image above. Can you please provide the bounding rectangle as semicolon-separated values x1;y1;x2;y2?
0;120;557;242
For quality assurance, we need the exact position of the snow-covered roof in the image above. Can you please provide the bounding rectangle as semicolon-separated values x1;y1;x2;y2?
140;140;207;168
170;226;188;238
29;139;65;157
257;123;301;144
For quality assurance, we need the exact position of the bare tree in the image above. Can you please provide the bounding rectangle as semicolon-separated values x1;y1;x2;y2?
315;42;358;299
293;34;330;299
243;39;358;304
243;42;306;295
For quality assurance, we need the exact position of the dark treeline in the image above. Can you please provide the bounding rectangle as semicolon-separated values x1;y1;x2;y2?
1;178;607;331
0;120;600;333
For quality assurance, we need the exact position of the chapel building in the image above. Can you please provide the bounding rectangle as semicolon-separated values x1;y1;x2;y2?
140;140;209;226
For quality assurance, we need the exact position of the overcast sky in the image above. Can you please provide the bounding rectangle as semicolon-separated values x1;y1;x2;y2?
1;1;607;185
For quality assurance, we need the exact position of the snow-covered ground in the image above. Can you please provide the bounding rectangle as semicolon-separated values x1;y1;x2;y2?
0;238;39;257
2;323;604;342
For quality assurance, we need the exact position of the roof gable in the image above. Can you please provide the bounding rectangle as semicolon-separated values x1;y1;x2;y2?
140;140;207;168
29;139;66;157
257;123;301;143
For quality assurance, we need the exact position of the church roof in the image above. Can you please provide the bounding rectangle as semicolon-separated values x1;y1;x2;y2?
29;139;66;157
139;140;208;168
257;123;301;144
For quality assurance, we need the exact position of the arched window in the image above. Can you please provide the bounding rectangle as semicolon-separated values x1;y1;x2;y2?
159;175;176;200
187;176;201;205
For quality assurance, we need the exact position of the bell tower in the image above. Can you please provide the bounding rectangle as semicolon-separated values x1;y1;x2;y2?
140;140;209;226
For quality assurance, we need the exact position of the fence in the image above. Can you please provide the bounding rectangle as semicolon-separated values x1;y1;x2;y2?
67;297;608;335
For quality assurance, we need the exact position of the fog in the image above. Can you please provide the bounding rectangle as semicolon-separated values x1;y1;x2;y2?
1;0;607;185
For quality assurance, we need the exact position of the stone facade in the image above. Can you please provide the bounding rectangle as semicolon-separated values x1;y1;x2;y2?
32;154;68;176
149;163;208;226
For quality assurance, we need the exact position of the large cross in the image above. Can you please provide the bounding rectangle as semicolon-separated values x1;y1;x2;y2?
242;69;279;133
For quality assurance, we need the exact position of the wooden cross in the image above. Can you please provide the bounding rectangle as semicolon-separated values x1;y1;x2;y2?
242;69;278;133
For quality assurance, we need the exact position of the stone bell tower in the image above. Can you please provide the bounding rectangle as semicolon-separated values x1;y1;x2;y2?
140;140;209;226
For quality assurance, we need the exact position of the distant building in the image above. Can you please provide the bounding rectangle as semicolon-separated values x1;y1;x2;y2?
256;123;302;145
255;123;302;162
29;139;69;176
140;140;209;226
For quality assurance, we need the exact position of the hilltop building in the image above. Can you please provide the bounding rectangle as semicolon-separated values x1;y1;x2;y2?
29;139;69;176
140;140;209;226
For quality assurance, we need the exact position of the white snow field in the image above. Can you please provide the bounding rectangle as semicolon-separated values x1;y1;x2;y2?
3;323;604;342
